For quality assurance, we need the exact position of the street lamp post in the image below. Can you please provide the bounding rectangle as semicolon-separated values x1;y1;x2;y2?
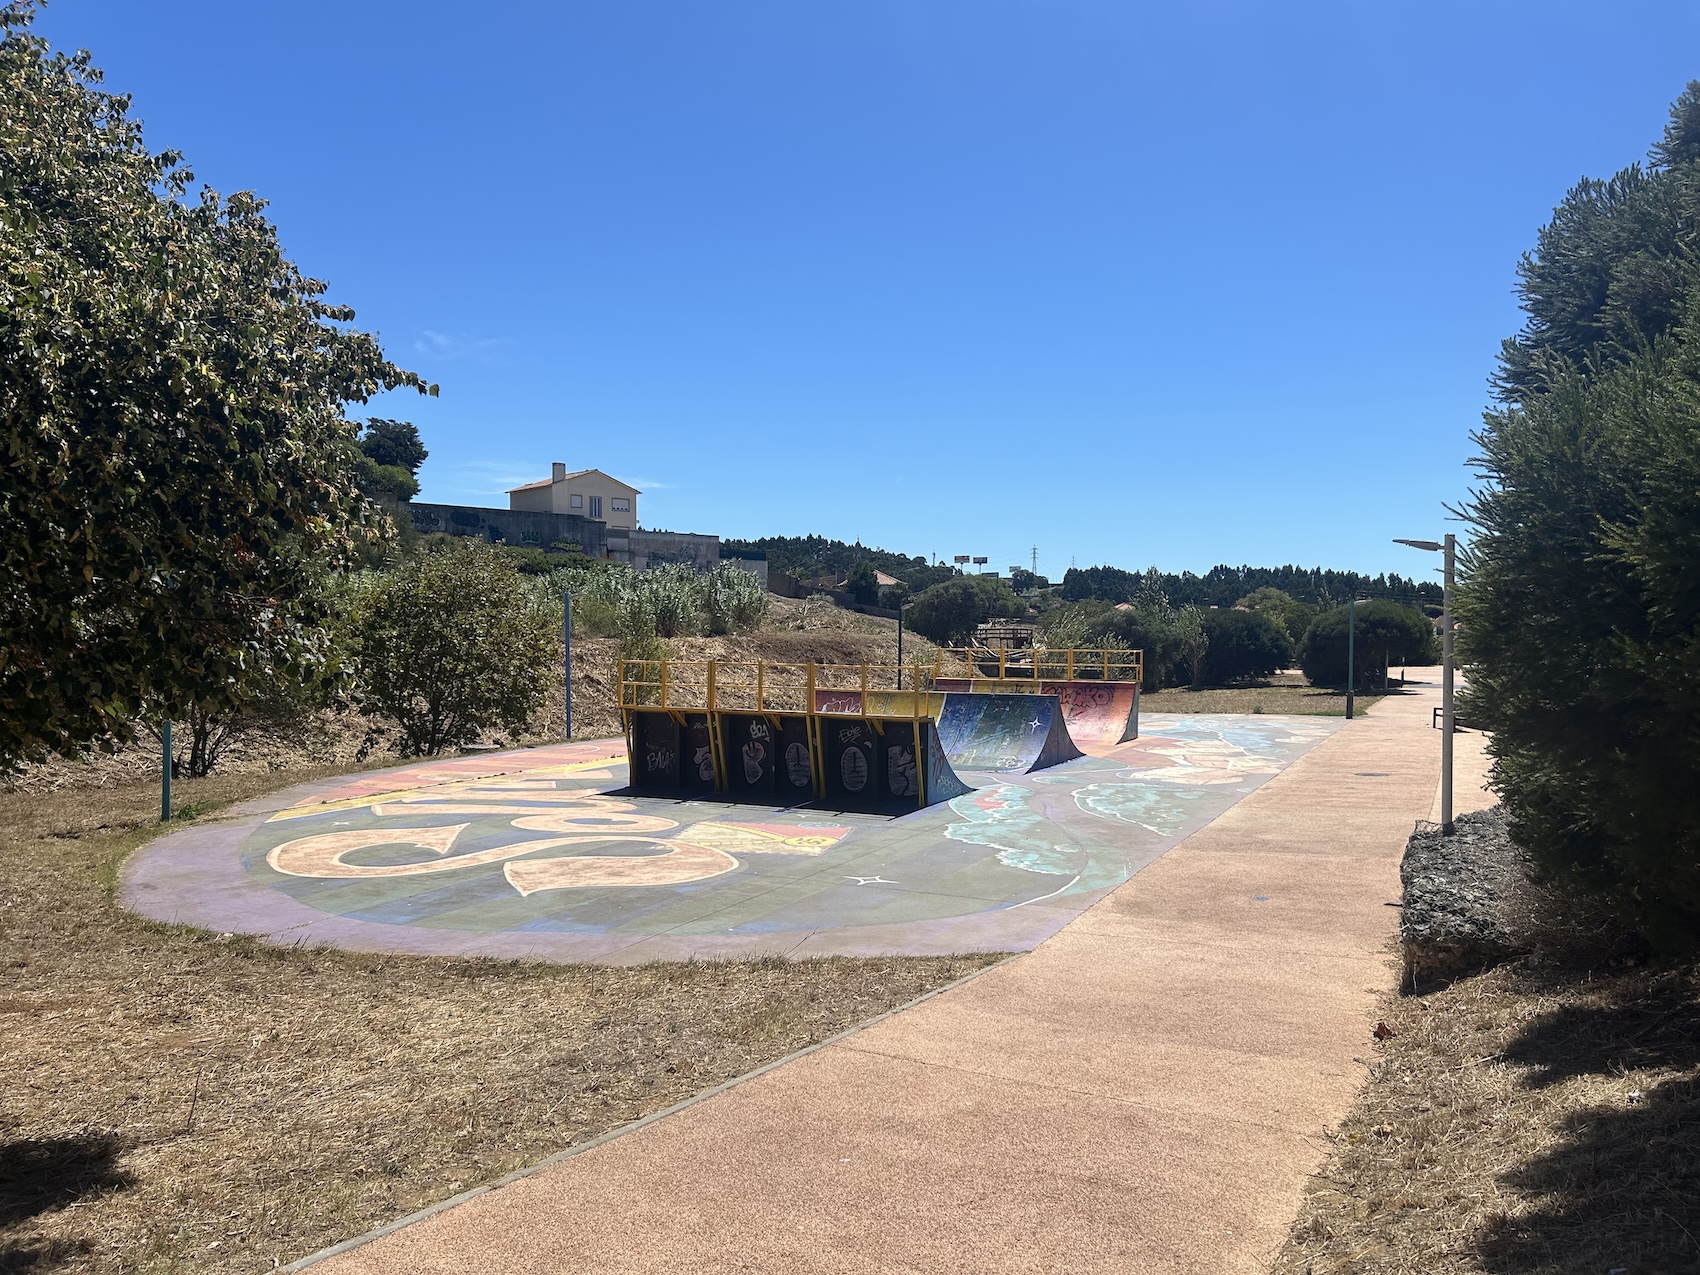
1394;534;1457;835
1345;596;1356;720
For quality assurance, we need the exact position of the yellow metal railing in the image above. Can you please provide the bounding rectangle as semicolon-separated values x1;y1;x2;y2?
929;647;1144;685
616;660;940;715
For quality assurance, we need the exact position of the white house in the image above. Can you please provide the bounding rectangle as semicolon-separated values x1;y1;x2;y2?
508;463;640;531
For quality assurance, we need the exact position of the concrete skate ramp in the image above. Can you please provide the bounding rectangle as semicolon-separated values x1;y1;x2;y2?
1049;681;1140;748
934;679;1139;751
935;692;1083;774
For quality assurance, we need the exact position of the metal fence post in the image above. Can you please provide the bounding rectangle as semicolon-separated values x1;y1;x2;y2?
563;591;573;741
161;720;173;821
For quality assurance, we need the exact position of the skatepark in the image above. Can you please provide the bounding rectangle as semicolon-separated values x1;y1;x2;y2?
122;652;1336;962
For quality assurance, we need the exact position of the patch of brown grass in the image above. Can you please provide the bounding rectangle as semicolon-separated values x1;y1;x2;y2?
1141;675;1391;717
0;769;1000;1274
1274;948;1700;1275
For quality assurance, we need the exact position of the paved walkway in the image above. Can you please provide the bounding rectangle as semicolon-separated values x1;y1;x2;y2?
305;677;1487;1274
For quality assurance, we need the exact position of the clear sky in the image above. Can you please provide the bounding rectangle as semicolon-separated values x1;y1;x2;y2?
32;1;1700;581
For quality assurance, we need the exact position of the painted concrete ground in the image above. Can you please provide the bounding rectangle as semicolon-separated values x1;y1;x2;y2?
121;713;1340;964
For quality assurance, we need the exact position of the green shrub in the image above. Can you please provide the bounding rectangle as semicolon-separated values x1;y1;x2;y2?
1197;609;1292;685
703;562;768;634
353;542;557;756
845;561;879;605
1299;601;1434;689
904;577;1025;646
1462;343;1700;947
1444;82;1700;947
1036;599;1196;690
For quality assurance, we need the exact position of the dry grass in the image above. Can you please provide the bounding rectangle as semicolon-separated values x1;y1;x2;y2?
1142;672;1396;717
1275;930;1700;1273
0;770;1000;1274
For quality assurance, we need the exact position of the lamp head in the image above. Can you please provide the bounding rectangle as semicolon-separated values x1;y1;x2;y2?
1393;538;1445;552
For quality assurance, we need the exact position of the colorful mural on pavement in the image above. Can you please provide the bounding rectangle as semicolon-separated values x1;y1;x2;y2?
121;715;1340;964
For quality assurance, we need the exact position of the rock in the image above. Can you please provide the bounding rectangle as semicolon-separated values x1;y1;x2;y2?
1400;806;1528;991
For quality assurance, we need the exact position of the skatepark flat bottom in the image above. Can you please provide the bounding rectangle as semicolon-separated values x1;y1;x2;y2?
122;714;1340;964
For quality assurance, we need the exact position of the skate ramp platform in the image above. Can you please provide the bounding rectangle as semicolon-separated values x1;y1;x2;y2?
935;678;1140;752
934;692;1084;774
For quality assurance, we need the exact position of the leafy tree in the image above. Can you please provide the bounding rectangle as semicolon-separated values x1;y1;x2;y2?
1060;564;1142;603
1298;601;1434;689
354;418;427;502
353;543;556;757
904;576;1024;646
720;534;957;590
1008;567;1049;593
359;419;428;474
1235;587;1317;647
1197;609;1292;685
0;8;433;769
1039;600;1182;692
844;560;879;605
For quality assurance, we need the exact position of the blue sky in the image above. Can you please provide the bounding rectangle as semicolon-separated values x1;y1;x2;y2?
34;1;1700;581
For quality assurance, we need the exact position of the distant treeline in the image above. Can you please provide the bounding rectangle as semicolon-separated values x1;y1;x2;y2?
1060;563;1442;609
725;536;1442;609
721;536;958;590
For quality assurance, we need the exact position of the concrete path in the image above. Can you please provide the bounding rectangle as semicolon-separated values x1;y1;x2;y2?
306;677;1486;1275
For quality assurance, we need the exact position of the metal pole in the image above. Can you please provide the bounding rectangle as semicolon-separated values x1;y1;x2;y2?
161;720;173;821
1441;534;1455;835
1345;597;1356;720
896;606;903;689
563;591;573;741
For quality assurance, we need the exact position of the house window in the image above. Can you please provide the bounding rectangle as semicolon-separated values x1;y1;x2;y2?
611;498;630;512
589;495;602;518
569;493;583;510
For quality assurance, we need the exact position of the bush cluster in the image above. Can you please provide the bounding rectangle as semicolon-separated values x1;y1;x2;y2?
1459;83;1700;947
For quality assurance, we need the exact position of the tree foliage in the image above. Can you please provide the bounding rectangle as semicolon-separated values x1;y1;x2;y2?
358;419;427;474
1234;587;1317;647
844;560;879;605
1197;609;1292;685
352;544;556;757
1298;601;1435;689
903;576;1024;646
1061;562;1438;609
0;7;433;768
721;534;958;590
1461;82;1700;946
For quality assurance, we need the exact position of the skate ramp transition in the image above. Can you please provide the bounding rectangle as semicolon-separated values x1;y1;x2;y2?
929;645;1143;756
621;659;971;813
933;691;1084;774
935;678;1140;749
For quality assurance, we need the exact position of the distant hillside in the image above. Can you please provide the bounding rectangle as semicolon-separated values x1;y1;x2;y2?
721;536;958;589
1061;563;1443;609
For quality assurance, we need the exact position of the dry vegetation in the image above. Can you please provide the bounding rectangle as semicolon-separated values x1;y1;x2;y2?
0;770;998;1274
1141;670;1396;717
1276;894;1699;1274
4;596;938;799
